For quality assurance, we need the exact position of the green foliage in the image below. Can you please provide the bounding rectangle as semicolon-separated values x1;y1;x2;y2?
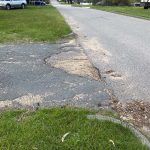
92;0;131;6
91;5;150;19
112;0;131;5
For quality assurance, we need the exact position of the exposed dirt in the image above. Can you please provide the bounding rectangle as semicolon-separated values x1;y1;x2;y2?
0;94;43;109
105;70;115;74
112;100;150;139
46;41;101;81
104;69;122;78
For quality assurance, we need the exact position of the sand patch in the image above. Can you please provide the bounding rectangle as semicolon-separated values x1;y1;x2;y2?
46;51;100;80
0;94;43;109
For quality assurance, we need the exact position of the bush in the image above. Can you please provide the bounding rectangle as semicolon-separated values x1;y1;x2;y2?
93;0;131;5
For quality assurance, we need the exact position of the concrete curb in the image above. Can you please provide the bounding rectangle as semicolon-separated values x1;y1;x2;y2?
87;114;150;149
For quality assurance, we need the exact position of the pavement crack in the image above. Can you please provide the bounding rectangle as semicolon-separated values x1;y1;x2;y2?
45;50;101;81
44;39;101;81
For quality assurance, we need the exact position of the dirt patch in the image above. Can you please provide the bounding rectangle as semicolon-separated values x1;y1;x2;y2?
0;94;43;109
105;69;115;74
112;100;150;139
110;73;122;78
46;50;101;81
81;37;112;64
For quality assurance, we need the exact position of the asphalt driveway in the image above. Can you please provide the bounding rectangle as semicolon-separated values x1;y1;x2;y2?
0;42;110;108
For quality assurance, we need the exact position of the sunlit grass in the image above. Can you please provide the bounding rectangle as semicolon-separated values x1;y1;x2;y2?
0;6;71;43
91;6;150;19
0;108;148;150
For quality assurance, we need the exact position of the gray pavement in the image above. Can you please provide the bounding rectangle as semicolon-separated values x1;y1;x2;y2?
52;1;150;102
0;42;110;108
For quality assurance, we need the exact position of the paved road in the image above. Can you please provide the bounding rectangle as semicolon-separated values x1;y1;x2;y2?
0;42;110;108
52;1;150;102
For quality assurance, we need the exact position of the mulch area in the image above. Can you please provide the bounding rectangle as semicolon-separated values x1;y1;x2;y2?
112;100;150;138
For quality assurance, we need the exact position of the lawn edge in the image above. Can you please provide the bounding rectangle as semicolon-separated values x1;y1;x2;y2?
90;7;150;21
0;107;149;148
63;3;150;21
88;114;150;149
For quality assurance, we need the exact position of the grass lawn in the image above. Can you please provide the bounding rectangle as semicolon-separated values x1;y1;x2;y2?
90;6;150;19
0;108;148;150
0;6;71;43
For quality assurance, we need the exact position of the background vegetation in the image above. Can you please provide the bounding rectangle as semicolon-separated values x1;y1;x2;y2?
91;6;150;19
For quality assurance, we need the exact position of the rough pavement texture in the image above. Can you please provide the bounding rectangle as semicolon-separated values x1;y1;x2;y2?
52;1;150;102
46;46;101;81
0;41;111;109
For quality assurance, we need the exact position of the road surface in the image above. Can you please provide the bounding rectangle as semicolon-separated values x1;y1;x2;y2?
52;1;150;102
0;42;110;108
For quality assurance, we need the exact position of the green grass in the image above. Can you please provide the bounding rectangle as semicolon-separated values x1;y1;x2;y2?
90;6;150;19
70;4;150;19
0;108;148;150
0;6;71;43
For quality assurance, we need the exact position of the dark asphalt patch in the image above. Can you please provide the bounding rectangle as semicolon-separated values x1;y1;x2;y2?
0;41;111;109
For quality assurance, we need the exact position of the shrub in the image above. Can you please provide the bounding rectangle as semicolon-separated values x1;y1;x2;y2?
93;0;131;5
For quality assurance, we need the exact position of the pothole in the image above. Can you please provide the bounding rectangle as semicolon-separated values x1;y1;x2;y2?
104;69;122;79
110;73;122;78
105;69;115;74
46;50;101;80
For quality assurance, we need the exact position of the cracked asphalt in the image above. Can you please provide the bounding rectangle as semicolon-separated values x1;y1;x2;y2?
52;1;150;102
0;42;111;108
